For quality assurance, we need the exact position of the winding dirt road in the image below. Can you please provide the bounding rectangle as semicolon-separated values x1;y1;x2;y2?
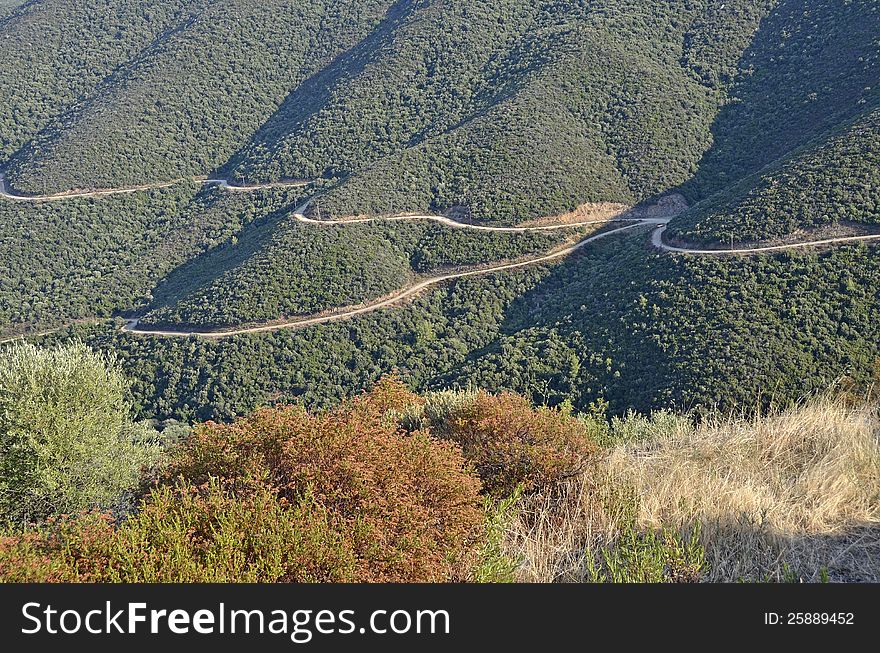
6;172;877;253
118;214;880;338
0;173;309;202
123;221;658;338
293;212;629;232
651;224;880;255
2;174;880;341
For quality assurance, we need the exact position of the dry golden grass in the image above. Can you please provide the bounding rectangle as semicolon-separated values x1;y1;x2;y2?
504;399;880;583
518;202;631;227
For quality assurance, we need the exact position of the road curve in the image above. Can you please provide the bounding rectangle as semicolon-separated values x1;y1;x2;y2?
3;172;878;253
652;224;880;255
0;319;105;345
4;182;880;342
124;222;657;338
293;212;633;232
0;173;310;202
0;326;62;345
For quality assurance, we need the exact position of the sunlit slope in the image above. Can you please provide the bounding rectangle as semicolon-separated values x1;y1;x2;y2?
3;0;397;194
232;0;772;223
0;0;199;163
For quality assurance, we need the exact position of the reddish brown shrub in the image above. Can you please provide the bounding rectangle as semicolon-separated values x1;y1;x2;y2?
0;377;483;583
436;392;599;497
0;483;364;583
343;374;425;421
0;513;115;582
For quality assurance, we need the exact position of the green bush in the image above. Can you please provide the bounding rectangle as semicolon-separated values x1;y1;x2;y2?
592;522;705;584
602;410;691;448
472;490;523;583
0;342;160;525
586;487;705;583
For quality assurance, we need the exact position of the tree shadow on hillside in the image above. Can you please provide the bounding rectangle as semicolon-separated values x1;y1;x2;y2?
145;192;298;311
435;226;683;414
678;0;880;203
217;0;415;181
445;1;880;414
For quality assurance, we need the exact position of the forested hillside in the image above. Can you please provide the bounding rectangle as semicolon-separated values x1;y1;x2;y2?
231;0;773;223
681;0;880;202
140;218;568;329
667;0;880;244
2;0;398;194
2;1;876;225
444;231;880;414
38;227;879;424
0;1;200;163
1;0;772;218
0;184;307;336
2;0;880;428
669;106;880;244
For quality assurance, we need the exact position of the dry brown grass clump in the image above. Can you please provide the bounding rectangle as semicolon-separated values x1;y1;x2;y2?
504;399;880;583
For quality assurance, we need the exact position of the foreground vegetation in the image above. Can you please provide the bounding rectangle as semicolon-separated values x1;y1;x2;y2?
508;399;880;582
1;344;877;583
0;343;162;524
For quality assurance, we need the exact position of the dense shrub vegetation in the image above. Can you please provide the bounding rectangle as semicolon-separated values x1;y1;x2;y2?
0;1;196;163
141;218;567;329
444;231;880;415
233;0;771;223
2;0;397;194
0;184;305;336
47;226;880;424
0;342;160;525
3;0;777;221
400;390;600;497
141;220;415;329
0;376;486;582
681;0;880;202
670;107;880;244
